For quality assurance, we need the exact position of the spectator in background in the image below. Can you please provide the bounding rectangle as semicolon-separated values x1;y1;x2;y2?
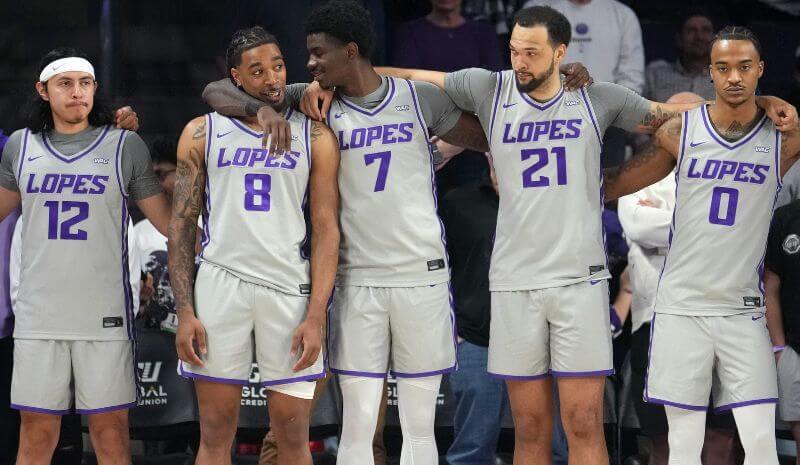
393;0;503;193
521;0;644;168
440;154;568;465
765;199;800;465
643;12;716;103
618;91;737;465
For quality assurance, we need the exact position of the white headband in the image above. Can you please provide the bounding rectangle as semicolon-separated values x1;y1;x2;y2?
39;57;95;83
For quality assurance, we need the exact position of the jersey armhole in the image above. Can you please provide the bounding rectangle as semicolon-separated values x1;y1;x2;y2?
114;128;130;198
487;71;504;142
15;129;30;183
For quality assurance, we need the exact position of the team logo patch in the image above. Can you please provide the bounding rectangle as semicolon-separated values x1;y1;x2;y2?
93;157;109;164
783;234;800;254
395;105;410;112
427;259;445;271
103;316;123;328
575;23;589;35
754;146;770;153
299;283;311;295
565;100;580;106
743;296;762;307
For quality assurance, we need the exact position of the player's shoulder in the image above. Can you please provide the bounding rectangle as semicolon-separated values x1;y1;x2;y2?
180;115;210;140
654;115;684;148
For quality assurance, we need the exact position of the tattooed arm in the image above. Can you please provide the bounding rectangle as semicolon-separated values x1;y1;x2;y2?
439;113;489;152
604;116;682;201
168;116;208;367
635;96;797;134
291;121;341;372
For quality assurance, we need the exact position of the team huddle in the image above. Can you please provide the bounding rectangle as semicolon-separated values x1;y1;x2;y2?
3;1;800;465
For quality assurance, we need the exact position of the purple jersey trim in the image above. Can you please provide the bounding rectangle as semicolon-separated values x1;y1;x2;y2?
330;368;387;379
518;84;564;111
643;313;658;402
339;77;396;116
11;403;71;415
775;129;783;188
42;124;111;164
392;365;457;378
228;116;263;138
700;104;768;150
16;129;30;181
75;401;136;415
178;362;249;385
487;372;550;381
578;87;603;145
644;396;708;411
550;369;614;378
488;71;504;141
201;114;212;253
448;282;459;370
299;116;311;261
113;130;128;196
713;397;778;413
260;370;325;387
407;80;450;272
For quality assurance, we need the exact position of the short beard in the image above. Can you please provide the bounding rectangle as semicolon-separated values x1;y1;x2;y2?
515;58;556;94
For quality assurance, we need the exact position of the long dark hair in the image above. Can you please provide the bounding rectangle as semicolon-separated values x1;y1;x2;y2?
23;47;114;134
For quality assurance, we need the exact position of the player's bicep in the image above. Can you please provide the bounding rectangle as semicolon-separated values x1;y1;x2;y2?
443;68;496;114
780;127;800;177
309;122;340;226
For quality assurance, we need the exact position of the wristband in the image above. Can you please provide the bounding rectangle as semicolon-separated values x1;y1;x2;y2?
774;345;786;353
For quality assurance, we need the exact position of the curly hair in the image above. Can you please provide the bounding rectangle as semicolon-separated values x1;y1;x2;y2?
24;47;113;134
225;26;280;74
305;0;374;59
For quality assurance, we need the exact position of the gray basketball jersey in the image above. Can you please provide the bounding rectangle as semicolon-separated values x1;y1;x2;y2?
655;106;781;315
200;110;312;296
13;126;134;341
326;77;448;286
487;70;609;291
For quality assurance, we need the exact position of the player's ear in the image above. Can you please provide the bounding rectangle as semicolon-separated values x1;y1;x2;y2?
555;43;567;61
230;68;242;87
758;60;764;78
35;81;49;101
346;42;359;60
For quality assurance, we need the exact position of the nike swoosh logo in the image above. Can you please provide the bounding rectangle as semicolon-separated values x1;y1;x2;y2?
52;64;64;71
334;113;345;119
502;103;518;108
27;155;43;162
752;315;765;321
689;141;707;147
216;131;232;139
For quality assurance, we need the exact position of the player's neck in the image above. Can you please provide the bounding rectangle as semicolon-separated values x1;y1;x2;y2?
707;99;760;140
426;9;465;28
51;115;90;135
525;76;562;102
337;65;383;98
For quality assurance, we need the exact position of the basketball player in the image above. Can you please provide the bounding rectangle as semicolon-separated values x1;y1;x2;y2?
602;27;800;465
362;7;796;465
0;47;172;465
201;3;490;465
169;27;340;465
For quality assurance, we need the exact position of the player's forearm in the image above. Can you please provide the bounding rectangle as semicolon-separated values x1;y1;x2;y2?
307;221;339;321
764;269;786;346
203;78;265;117
137;193;172;237
0;189;21;223
168;217;199;315
375;66;446;89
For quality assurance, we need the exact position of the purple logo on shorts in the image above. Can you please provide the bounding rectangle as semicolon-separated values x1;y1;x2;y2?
576;23;589;35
